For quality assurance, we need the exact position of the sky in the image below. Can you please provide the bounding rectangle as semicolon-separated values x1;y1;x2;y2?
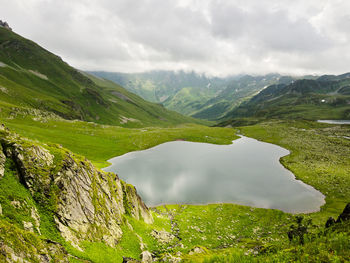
1;0;350;76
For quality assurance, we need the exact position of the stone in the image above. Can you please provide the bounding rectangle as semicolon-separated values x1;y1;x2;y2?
11;200;22;209
151;230;176;244
189;246;205;255
336;203;350;223
0;203;2;215
31;207;41;234
0;128;154;250
23;221;34;232
140;251;152;263
0;145;5;178
161;253;181;263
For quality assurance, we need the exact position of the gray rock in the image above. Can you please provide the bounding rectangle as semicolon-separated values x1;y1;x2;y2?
161;253;181;263
141;251;152;263
23;221;34;232
189;246;205;255
31;207;41;234
1;129;154;250
151;230;176;244
0;144;5;178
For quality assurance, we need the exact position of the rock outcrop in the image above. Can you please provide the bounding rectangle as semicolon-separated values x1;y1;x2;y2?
336;203;350;223
0;20;11;31
0;128;153;249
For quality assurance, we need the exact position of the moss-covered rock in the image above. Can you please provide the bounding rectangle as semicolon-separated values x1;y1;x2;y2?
0;128;153;253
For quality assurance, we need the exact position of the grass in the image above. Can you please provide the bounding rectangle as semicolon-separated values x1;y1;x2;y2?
239;120;350;222
0;27;206;128
2;115;236;168
0;114;349;262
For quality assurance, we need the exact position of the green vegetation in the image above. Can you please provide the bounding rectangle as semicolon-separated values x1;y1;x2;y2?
240;120;350;221
2;115;235;168
0;27;203;128
91;72;296;121
0;25;349;263
223;78;350;121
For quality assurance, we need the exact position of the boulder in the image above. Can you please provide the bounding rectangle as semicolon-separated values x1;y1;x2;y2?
151;230;176;244
141;251;152;263
336;203;350;223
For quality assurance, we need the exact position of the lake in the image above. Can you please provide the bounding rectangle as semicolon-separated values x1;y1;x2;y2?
318;120;350;125
104;136;325;213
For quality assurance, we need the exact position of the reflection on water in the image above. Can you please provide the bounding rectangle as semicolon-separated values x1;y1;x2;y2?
318;120;350;125
104;136;325;213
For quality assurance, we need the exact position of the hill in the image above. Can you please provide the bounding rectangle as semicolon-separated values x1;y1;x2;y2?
90;71;305;120
0;27;201;127
220;74;350;124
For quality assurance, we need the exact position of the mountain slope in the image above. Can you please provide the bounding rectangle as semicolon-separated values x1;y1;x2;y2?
90;71;302;120
220;75;350;123
89;70;226;104
191;74;294;120
0;27;201;127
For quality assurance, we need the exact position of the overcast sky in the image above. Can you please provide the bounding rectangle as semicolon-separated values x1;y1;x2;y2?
2;0;350;76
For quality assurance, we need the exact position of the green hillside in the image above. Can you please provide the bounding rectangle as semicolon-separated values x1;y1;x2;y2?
191;74;292;120
89;70;226;104
220;76;350;124
0;27;203;127
90;71;305;120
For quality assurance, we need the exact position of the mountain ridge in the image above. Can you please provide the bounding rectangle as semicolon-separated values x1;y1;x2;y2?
0;27;202;127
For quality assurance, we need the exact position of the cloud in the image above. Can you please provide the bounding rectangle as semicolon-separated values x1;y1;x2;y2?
1;0;349;76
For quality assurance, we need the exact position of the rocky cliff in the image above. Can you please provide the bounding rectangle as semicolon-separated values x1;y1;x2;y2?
0;125;153;261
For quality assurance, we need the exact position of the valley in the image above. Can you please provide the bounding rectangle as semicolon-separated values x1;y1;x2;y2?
0;19;349;263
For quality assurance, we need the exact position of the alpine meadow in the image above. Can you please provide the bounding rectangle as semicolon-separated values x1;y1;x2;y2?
0;1;349;262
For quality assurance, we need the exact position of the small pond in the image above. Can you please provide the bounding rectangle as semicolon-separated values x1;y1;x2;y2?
104;136;325;213
318;120;350;125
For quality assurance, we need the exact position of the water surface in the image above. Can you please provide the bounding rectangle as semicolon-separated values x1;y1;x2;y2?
104;136;325;213
318;120;350;125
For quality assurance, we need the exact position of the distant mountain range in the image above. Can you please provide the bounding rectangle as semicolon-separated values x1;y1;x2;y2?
1;26;348;128
90;71;315;120
219;73;350;126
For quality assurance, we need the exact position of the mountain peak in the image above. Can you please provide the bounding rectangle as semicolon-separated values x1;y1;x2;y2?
0;20;12;31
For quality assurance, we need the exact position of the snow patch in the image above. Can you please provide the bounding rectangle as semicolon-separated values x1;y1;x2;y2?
29;70;48;80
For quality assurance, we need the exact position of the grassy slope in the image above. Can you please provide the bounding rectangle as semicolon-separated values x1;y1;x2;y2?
1;117;349;262
1;114;235;168
177;120;350;262
223;78;350;121
163;87;218;116
0;27;203;128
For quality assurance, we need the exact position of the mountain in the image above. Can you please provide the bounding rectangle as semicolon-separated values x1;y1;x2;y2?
219;74;350;124
90;71;304;120
191;74;297;120
88;70;227;104
0;27;201;127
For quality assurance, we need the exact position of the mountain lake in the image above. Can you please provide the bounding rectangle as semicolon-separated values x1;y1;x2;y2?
104;136;325;213
317;120;350;125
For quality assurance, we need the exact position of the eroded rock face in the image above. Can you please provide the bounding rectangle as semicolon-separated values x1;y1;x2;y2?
0;130;153;249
